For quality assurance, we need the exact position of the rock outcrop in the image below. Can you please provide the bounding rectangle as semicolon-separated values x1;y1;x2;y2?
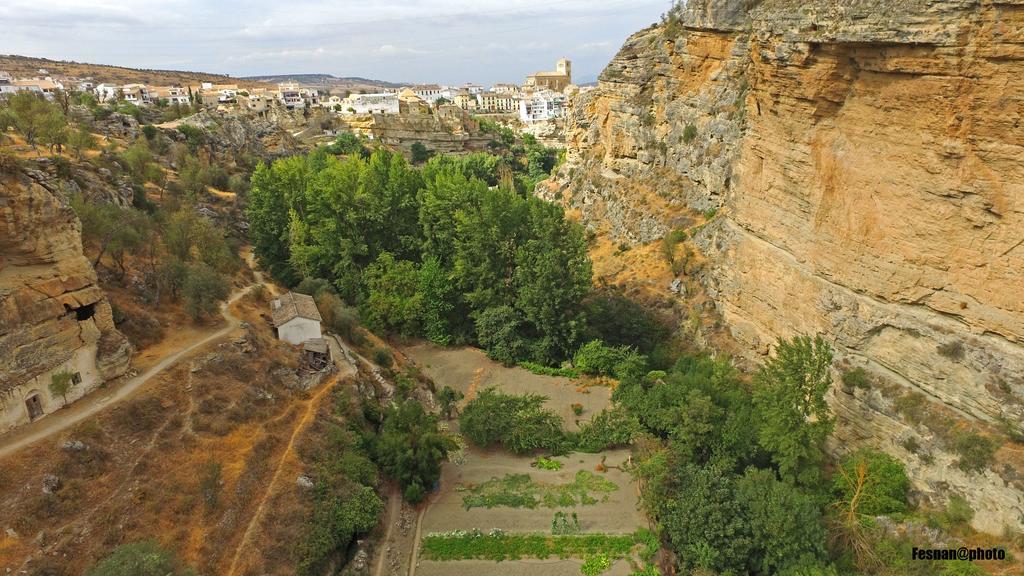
342;105;493;155
549;0;1024;533
0;164;132;432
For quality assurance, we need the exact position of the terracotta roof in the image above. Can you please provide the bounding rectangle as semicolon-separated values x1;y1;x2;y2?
270;292;322;326
529;71;569;78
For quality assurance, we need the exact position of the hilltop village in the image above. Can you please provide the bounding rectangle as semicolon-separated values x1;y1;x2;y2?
0;58;578;124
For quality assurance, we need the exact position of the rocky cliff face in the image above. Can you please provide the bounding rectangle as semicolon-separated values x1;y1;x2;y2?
0;163;132;431
548;0;1024;532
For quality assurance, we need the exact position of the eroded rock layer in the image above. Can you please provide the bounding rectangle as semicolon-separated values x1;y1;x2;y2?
0;166;132;431
549;0;1024;532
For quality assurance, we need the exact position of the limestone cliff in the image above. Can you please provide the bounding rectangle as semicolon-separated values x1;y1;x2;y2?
548;0;1024;532
0;163;132;431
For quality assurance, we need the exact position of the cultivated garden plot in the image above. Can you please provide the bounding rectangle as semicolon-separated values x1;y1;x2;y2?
422;449;643;534
402;344;653;576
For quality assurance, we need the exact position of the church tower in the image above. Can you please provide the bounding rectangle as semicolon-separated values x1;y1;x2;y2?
556;58;572;83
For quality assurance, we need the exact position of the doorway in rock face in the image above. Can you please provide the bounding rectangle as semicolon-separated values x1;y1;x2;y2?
26;395;44;421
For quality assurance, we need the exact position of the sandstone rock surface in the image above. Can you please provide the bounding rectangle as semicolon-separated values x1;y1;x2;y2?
550;0;1024;532
0;166;132;431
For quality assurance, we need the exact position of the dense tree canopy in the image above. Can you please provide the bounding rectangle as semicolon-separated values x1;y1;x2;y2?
247;147;590;365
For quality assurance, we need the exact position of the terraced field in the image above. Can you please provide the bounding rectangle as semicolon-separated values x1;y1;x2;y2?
402;345;653;576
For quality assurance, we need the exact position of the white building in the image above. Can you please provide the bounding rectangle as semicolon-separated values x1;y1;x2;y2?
341;92;399;114
409;84;451;105
120;83;151;105
271;292;323;346
520;90;568;122
94;83;120;102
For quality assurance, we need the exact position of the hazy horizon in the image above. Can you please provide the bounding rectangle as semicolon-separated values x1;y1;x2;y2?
1;0;671;86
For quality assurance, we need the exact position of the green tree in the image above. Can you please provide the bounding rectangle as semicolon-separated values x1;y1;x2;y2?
68;127;97;160
513;201;591;364
374;400;454;502
49;371;74;407
418;256;456;345
410;142;434;163
6;91;60;150
182;263;229;319
298;485;382;576
661;463;753;575
460;388;565;453
737;468;829;575
474;305;528;365
832;449;909;516
40;108;69;155
86;541;195;576
359;252;422;335
753;335;834;486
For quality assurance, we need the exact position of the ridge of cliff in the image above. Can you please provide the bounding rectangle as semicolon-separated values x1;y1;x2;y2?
546;0;1024;533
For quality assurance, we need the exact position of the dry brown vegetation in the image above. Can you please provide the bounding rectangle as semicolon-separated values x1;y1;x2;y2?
0;54;270;89
0;299;341;575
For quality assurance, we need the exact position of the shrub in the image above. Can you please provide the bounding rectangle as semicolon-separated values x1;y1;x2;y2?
533;456;563;471
841;367;871;390
937;340;966;361
571;403;584;416
682;123;698;143
372;348;393;368
573;340;640;377
198;460;222;511
943;495;975;527
460;388;566;453
953;432;998;473
581;554;611;575
86;541;195;576
572;408;641;453
520;361;579;378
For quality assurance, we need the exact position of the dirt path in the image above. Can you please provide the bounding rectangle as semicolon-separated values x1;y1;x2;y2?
372;486;404;576
407;503;429;576
225;372;340;576
0;278;259;460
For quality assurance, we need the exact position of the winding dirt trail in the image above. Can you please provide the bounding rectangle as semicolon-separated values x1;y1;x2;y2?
0;276;260;460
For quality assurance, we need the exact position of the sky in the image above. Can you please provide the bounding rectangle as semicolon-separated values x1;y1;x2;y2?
1;0;671;86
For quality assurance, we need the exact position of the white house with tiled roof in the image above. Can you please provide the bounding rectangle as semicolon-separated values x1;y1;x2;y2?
270;292;323;345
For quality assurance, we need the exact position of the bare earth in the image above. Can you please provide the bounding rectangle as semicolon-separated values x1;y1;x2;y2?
403;344;615;432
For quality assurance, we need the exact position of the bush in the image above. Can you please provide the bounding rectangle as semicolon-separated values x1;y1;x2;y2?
460;388;566;453
410;142;434;164
573;340;629;376
841;367;871;390
86;541;195;576
953;432;998;473
943;495;975;527
683;123;698;143
936;340;965;361
572;408;641;453
372;348;393;368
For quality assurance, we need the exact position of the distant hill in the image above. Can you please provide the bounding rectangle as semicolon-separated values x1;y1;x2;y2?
240;73;405;93
0;54;269;88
